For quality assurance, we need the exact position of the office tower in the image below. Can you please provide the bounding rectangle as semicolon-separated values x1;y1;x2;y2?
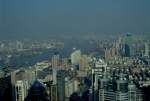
79;55;89;71
23;80;29;99
65;78;79;100
0;68;4;78
128;81;136;101
52;68;57;84
99;74;109;101
15;80;25;101
51;52;60;69
11;71;17;101
105;48;111;60
92;59;107;90
116;36;123;56
45;81;58;101
92;59;107;101
0;76;12;101
57;70;66;101
105;48;117;60
50;84;57;101
71;50;81;65
99;73;130;101
128;81;144;101
11;71;16;86
116;75;128;101
25;69;36;84
144;42;149;57
123;33;134;57
25;80;49;101
124;44;131;57
62;58;69;69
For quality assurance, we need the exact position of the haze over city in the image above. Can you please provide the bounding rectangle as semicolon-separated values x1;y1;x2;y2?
0;0;149;39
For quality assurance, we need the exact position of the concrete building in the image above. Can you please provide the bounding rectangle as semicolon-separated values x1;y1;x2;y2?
57;70;66;101
65;78;79;99
71;50;81;65
144;42;150;57
79;55;90;71
15;80;25;101
52;52;60;69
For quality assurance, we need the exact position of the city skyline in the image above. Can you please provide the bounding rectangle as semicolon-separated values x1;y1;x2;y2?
0;1;150;101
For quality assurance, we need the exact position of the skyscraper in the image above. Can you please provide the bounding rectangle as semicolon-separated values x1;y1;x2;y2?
51;52;60;69
124;44;130;57
71;50;81;65
25;80;49;101
0;76;12;101
116;76;128;101
11;71;17;101
0;68;4;78
50;84;57;101
15;80;25;101
57;70;66;101
123;33;134;57
128;81;143;101
144;42;150;57
79;55;89;71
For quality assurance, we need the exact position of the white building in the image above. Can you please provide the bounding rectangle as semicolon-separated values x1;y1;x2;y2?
65;78;79;99
92;58;107;90
15;80;26;101
71;50;81;65
144;42;150;57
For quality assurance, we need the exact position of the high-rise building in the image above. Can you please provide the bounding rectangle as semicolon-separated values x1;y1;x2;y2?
0;76;12;101
105;48;117;60
11;71;17;101
65;78;79;100
71;50;81;65
25;69;36;85
52;68;57;84
50;84;57;101
105;48;111;60
15;80;25;101
51;52;60;69
99;74;113;101
11;71;16;87
25;80;49;101
44;81;58;101
79;55;89;71
123;33;134;57
0;68;4;78
97;72;145;101
62;58;69;70
128;81;143;101
57;70;66;101
92;59;107;91
116;77;128;101
144;42;150;57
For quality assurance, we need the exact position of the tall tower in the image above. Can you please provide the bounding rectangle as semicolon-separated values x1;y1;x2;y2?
128;81;137;101
79;55;89;71
11;71;17;101
71;50;81;65
15;80;25;101
123;33;133;57
25;80;49;101
50;84;57;101
57;70;66;101
116;75;128;101
51;52;60;69
144;42;149;57
99;74;109;101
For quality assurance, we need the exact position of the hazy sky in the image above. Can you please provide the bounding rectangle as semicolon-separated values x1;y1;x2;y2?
0;0;149;39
